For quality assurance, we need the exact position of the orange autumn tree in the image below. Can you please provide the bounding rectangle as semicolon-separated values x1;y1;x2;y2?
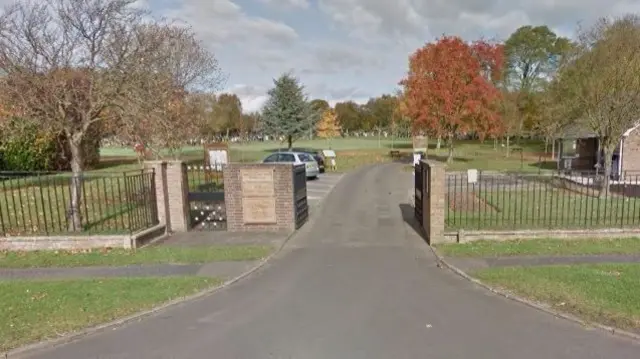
400;36;505;162
316;108;341;141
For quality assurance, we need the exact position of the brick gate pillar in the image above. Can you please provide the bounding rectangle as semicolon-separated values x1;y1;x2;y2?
423;161;446;244
224;163;296;232
165;161;190;232
144;161;169;230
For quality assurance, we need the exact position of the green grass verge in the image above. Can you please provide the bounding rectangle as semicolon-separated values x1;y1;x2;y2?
0;277;220;352
0;245;273;268
435;238;640;258
474;263;640;331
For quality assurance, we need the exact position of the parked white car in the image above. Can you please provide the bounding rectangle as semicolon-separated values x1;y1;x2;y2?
262;151;320;179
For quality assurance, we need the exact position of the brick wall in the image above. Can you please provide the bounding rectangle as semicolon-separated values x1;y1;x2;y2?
224;163;296;232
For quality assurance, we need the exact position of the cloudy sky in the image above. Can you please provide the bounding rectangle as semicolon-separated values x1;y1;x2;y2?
142;0;640;112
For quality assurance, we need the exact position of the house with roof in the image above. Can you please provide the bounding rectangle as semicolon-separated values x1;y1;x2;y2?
557;122;640;180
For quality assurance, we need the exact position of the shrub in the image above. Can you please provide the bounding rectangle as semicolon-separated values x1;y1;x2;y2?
0;119;60;171
0;118;102;172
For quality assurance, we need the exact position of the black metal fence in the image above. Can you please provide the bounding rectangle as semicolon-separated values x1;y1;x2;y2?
0;170;158;236
293;164;308;229
445;170;640;231
185;163;226;231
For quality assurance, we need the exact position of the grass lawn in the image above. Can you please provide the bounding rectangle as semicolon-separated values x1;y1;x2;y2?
0;276;220;352
474;263;640;331
0;245;273;268
435;237;640;257
446;185;640;231
102;137;415;173
425;139;553;172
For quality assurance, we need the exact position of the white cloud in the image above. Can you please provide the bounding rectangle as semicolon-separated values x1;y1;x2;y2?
223;84;269;113
162;0;298;47
143;0;640;112
257;0;310;9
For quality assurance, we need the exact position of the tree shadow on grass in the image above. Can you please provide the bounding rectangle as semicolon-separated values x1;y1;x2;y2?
529;161;558;171
385;143;441;150
263;147;322;153
383;142;413;149
428;155;471;164
398;203;427;243
94;157;138;170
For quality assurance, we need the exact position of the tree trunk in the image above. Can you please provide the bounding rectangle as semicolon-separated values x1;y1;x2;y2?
68;137;84;232
600;147;612;199
447;135;454;163
493;138;498;150
551;139;556;160
544;137;549;154
287;135;293;150
436;137;442;150
505;136;511;157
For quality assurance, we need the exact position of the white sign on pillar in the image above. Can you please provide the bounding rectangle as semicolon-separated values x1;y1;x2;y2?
467;169;478;184
413;153;422;166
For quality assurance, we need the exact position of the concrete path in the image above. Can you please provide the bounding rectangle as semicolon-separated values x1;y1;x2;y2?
445;254;640;273
20;164;640;359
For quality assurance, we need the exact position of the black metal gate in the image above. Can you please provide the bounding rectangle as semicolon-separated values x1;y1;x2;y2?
293;164;309;229
414;163;423;226
186;164;226;231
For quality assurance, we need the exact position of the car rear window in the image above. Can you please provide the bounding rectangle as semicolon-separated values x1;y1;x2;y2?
298;153;313;161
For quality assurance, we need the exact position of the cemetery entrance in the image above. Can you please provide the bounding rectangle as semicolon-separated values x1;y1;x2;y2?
186;143;228;231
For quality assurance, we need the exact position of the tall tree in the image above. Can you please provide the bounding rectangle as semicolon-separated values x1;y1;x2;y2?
364;95;398;133
310;99;330;114
261;73;312;149
334;101;363;133
215;93;243;137
504;25;571;139
120;23;222;159
316;108;341;142
0;0;223;230
553;14;640;197
400;36;505;162
240;111;261;136
307;99;330;138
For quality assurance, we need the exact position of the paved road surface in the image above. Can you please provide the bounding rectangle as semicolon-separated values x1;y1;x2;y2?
306;172;343;207
22;164;640;359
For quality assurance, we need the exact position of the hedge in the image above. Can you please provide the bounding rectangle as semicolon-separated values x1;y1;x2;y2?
0;118;101;172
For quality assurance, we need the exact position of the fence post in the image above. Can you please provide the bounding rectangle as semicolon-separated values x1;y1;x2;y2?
144;161;169;231
424;161;446;244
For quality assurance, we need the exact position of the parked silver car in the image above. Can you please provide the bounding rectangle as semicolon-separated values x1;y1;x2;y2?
262;151;320;179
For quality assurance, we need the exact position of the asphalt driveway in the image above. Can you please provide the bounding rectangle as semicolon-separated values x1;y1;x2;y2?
21;163;640;359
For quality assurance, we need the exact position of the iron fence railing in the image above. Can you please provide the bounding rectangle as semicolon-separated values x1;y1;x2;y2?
185;163;224;194
0;169;158;236
445;170;640;231
293;164;308;229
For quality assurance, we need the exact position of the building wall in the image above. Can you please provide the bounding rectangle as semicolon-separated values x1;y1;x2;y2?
622;128;640;178
571;138;598;171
